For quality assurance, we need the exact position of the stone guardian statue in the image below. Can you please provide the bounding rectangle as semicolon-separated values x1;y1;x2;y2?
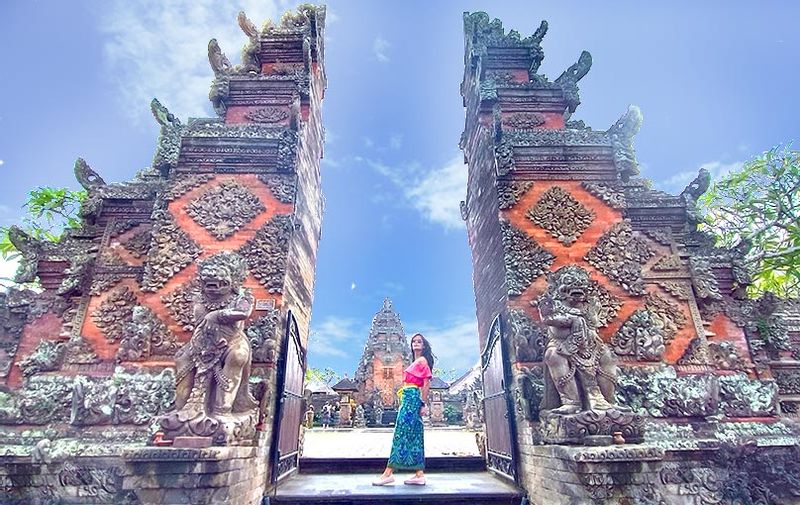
158;252;258;445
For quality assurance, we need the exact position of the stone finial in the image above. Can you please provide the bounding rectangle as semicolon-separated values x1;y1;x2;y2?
607;105;643;181
74;158;106;190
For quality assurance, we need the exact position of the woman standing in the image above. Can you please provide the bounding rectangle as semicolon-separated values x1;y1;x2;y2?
373;333;434;486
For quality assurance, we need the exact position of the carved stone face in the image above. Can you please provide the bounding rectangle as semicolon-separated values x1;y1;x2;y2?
200;265;233;299
550;266;591;308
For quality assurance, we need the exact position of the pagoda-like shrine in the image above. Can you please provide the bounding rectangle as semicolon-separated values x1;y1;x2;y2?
353;298;411;407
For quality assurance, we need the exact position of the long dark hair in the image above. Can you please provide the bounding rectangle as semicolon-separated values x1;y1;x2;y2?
410;333;435;371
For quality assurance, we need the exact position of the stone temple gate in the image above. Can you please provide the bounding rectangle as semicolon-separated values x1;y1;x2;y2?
0;5;799;505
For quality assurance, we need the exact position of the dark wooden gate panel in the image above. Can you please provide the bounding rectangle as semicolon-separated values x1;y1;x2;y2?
480;313;519;482
271;311;306;484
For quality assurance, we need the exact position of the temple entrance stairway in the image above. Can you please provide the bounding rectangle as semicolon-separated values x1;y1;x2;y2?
267;456;524;505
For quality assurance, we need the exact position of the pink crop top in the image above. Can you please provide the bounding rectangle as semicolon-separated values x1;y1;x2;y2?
403;359;432;387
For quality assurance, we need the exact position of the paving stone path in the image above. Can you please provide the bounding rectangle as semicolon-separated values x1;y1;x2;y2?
301;427;482;458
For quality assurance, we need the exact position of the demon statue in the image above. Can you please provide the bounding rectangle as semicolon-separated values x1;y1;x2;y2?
536;265;642;444
158;252;258;445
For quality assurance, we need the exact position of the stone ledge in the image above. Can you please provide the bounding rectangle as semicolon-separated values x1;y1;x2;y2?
122;445;258;462
528;444;664;463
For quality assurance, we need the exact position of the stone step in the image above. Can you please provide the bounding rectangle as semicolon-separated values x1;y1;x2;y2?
298;456;486;474
268;471;523;505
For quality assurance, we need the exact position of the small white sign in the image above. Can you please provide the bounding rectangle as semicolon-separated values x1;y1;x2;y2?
255;299;275;311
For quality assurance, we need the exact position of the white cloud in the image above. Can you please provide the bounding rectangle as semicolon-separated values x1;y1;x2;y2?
373;37;390;63
410;316;479;375
98;0;286;123
0;257;19;291
0;160;5;166
389;134;403;150
361;154;467;231
656;160;744;193
308;316;364;359
363;136;374;148
405;155;467;231
350;282;356;290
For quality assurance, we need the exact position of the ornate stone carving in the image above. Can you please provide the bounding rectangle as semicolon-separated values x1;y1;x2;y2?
120;228;151;258
528;186;595;246
18;340;66;377
0;375;73;425
657;281;690;301
586;281;623;328
0;289;37;377
651;373;718;417
159;252;258;445
539;408;645;445
162;279;200;331
62;335;99;364
645;292;687;344
585;221;653;295
537;266;629;424
680;168;711;229
246;309;280;363
151;98;184;172
494;136;515;176
611;309;665;361
163;174;214;201
643;227;674;246
688;256;722;302
186;180;265;240
606;105;643;181
117;306;178;362
244;107;289;123
239;214;293;293
554;50;592;113
708;341;748;370
507;308;546;362
747;293;791;358
496;180;532;210
652;254;683;271
774;369;800;395
503;112;545;129
582;182;626;210
514;365;545;422
718;374;777;417
277;130;299;172
677;336;711;366
141;208;203;292
259;174;297;204
92;286;137;342
500;219;555;296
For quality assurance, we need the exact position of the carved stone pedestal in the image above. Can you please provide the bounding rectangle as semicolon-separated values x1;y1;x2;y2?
122;446;268;505
539;408;645;445
159;409;258;446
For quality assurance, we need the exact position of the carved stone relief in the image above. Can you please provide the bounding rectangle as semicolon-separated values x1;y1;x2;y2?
92;286;137;343
774;369;800;396
494;136;515;176
586;280;623;328
718;374;777;417
239;213;293;293
259;174;297;204
161;279;200;331
246;308;280;363
141;208;203;291
657;281;690;301
645;292;687;344
500;219;555;296
120;229;151;258
689;257;722;302
507;308;546;362
652;254;683;271
585;221;654;295
496;180;533;210
708;341;748;371
528;186;595;246
611;309;665;361
643;227;674;246
18;340;66;377
503;112;545;129
186;180;266;240
117;305;178;361
582;182;626;210
244;106;289;123
163;174;215;201
513;366;545;422
677;336;711;366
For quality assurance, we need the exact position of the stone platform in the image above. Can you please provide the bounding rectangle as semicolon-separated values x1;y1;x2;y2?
270;471;522;505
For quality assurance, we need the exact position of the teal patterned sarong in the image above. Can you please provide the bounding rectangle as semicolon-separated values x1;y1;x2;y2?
387;386;425;470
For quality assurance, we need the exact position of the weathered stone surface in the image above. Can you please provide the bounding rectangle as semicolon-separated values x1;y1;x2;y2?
500;219;554;296
186;180;265;240
528;186;595;246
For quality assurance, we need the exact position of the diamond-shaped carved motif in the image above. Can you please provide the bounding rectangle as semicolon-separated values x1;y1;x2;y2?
586;280;623;328
528;186;594;246
162;279;200;332
500;219;555;296
585;221;654;295
186;180;266;240
121;229;151;258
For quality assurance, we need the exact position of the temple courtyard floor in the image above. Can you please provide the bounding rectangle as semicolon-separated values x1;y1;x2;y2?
301;427;482;458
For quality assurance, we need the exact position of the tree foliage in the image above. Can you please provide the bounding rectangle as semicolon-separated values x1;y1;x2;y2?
304;366;341;386
700;145;800;297
0;187;86;287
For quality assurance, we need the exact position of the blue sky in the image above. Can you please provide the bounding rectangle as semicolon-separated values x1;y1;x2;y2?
1;1;798;378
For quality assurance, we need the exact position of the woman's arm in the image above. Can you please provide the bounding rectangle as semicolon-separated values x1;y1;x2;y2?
420;378;430;413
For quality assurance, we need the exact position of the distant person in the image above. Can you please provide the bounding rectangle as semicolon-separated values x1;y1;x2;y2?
373;333;434;486
321;402;332;429
304;405;315;429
